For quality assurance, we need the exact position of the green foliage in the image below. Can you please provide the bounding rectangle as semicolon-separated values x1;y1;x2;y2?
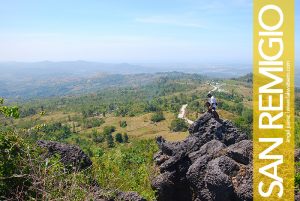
82;108;95;118
83;117;105;129
232;73;253;84
120;120;127;128
95;148;105;157
123;133;129;143
20;107;37;117
234;103;244;115
188;100;202;112
92;129;105;143
233;108;253;137
93;139;158;200
115;133;123;143
170;118;189;132
0;129;29;197
214;91;244;103
17;73;205;119
106;133;115;148
1;131;157;200
39;122;72;141
151;111;165;122
0;98;20;119
103;126;116;136
0;131;97;200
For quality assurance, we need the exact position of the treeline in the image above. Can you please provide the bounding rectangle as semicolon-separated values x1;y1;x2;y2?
19;75;206;118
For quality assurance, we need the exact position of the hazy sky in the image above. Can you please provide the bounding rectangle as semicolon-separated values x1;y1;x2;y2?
0;0;298;63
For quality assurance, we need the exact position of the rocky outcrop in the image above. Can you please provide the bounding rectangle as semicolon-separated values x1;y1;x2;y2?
37;140;92;171
152;112;252;201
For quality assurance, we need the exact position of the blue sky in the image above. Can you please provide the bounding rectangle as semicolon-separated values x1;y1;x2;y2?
0;0;298;64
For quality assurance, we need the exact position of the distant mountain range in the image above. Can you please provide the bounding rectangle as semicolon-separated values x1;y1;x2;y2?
0;61;252;78
0;61;299;101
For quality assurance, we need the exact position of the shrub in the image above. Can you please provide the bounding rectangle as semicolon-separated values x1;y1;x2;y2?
0;98;20;118
0;129;30;197
92;129;105;143
115;133;123;143
123;133;129;143
83;118;105;129
120;120;127;128
151;111;165;122
94;139;158;200
106;133;115;148
170;118;189;132
0;132;96;200
103;126;116;136
40;122;72;141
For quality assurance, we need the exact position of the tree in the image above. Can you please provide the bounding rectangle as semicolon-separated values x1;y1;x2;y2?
120;120;127;128
40;122;72;141
151;111;165;122
106;133;115;148
0;98;19;118
115;133;123;143
102;126;116;136
123;133;129;143
235;103;244;115
170;118;189;132
92;129;105;143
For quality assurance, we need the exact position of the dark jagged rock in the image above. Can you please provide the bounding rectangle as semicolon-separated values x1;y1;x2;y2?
188;140;226;163
116;191;147;201
295;149;300;162
233;165;252;201
204;156;239;201
295;149;300;201
37;140;92;171
152;112;252;201
226;140;252;165
296;193;300;201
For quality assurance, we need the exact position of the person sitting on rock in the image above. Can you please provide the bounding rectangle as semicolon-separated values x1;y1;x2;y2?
205;92;220;119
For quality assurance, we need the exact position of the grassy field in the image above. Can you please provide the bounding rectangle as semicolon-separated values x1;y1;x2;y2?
13;79;255;144
17;110;189;142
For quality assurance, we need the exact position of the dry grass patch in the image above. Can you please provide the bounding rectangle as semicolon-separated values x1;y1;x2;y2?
82;112;189;142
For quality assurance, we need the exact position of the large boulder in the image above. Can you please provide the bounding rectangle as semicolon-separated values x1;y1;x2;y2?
37;140;92;171
152;112;253;201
